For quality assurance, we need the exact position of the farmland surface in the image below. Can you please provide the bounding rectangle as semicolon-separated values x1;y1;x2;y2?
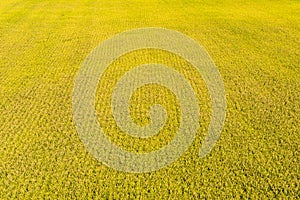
0;0;299;199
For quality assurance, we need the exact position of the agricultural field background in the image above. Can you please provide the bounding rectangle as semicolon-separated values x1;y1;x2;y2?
0;0;299;199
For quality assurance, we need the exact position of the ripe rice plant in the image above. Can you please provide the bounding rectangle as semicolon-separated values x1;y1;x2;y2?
0;0;299;199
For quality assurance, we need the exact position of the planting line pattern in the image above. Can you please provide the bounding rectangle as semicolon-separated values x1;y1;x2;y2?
72;28;226;173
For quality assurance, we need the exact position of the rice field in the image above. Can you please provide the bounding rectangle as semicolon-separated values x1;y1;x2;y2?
0;0;299;199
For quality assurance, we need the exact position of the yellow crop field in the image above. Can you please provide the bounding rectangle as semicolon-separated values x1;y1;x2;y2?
0;0;299;199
